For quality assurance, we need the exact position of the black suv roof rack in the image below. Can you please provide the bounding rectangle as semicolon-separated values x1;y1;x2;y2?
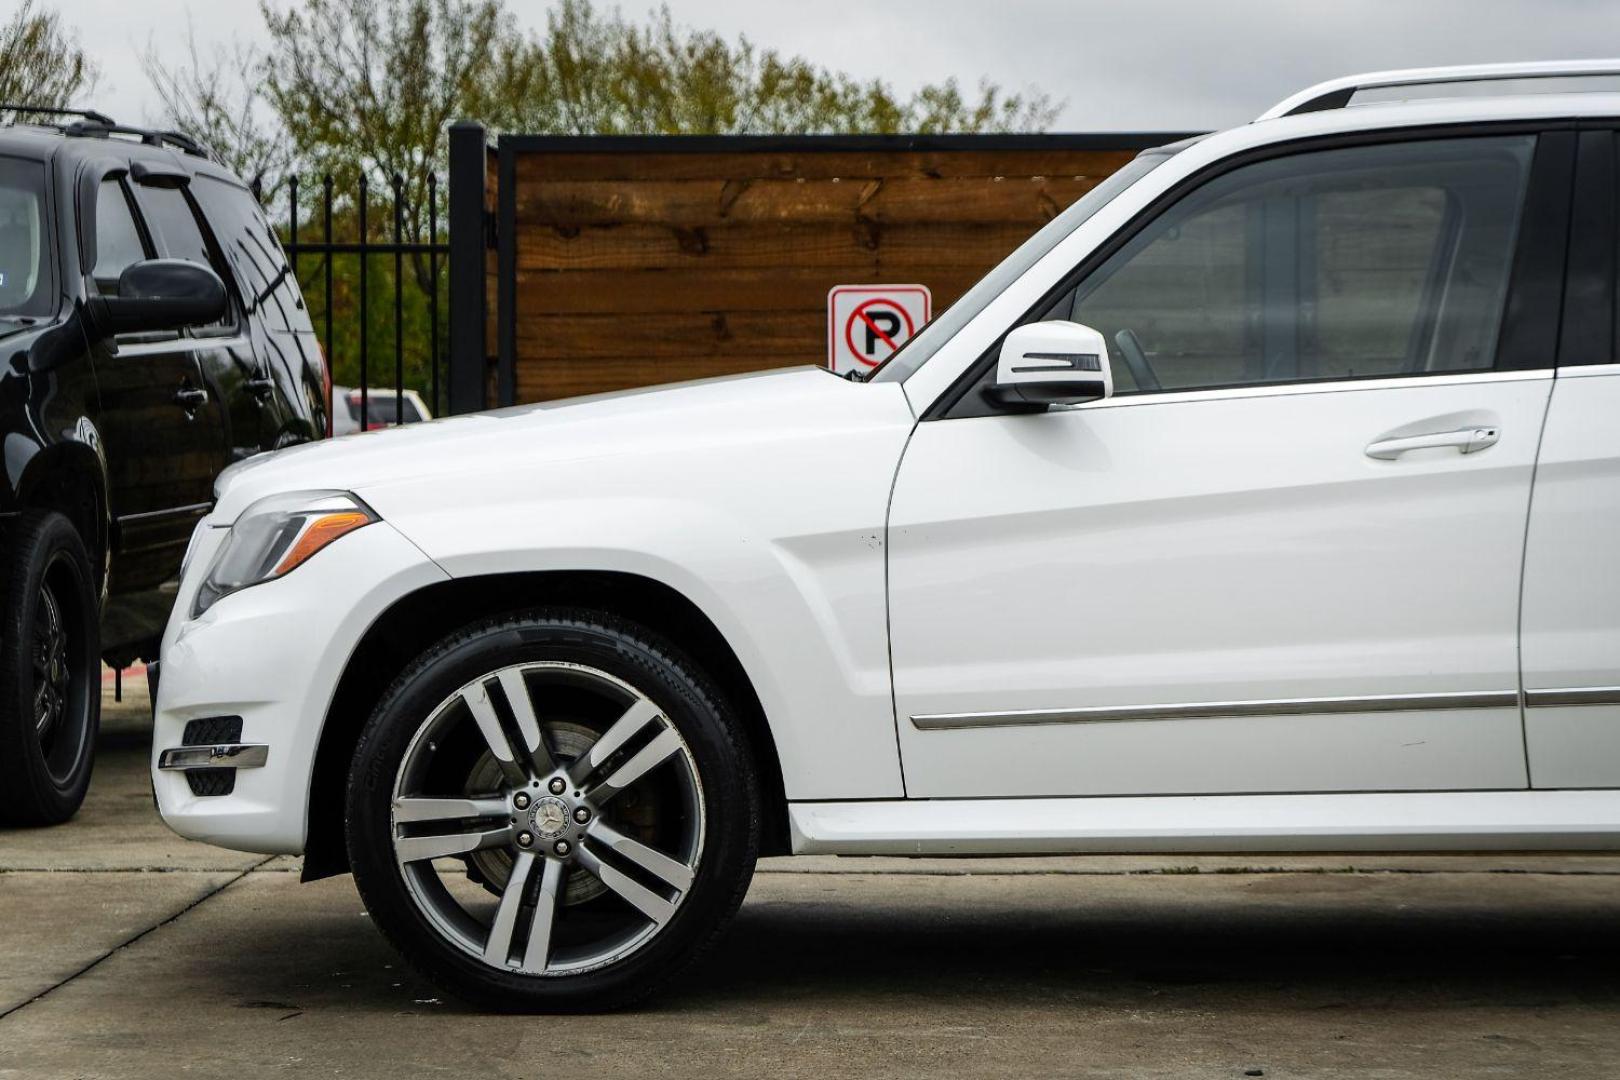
0;103;117;125
0;103;212;160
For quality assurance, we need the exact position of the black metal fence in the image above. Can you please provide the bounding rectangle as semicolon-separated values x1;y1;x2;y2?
279;173;452;429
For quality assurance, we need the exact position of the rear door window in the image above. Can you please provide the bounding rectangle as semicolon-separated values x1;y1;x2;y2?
189;174;306;333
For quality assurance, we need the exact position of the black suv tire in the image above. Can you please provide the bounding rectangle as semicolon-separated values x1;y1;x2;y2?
346;609;760;1012
0;510;101;824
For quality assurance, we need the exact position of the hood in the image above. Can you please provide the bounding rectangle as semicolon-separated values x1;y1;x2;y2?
212;366;914;521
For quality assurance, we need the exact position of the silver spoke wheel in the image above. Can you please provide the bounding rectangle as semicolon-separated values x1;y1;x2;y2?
390;661;705;977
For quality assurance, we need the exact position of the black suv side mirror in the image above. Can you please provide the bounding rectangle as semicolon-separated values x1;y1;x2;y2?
87;259;228;338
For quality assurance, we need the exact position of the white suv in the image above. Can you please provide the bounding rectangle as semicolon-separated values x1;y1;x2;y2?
153;62;1620;1011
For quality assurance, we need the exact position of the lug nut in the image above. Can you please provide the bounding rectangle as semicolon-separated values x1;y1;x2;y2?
573;807;591;824
516;831;534;848
553;839;572;856
548;777;567;795
513;793;531;810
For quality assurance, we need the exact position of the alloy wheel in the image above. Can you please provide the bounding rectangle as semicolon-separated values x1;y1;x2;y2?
389;661;705;976
30;556;89;785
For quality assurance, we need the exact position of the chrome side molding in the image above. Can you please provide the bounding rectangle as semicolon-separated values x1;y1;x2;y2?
911;690;1520;731
1524;687;1620;708
157;744;269;770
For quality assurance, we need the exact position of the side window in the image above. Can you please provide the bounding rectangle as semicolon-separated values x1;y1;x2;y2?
189;174;304;333
1068;136;1536;394
134;183;235;331
93;177;148;296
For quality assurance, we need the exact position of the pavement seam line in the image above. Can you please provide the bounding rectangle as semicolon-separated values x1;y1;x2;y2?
0;855;275;1024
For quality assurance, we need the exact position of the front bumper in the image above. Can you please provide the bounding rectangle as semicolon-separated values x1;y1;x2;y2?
151;516;448;854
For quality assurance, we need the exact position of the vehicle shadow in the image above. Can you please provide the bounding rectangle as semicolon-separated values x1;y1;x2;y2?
677;873;1620;1011
212;864;1620;1021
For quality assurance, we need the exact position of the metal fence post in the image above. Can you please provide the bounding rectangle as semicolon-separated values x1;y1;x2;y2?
448;120;488;414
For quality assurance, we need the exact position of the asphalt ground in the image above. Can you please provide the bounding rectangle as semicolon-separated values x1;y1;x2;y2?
2;679;1618;1078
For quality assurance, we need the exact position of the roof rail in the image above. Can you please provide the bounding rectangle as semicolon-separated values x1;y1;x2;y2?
0;104;213;160
0;103;116;125
59;120;213;160
1258;59;1620;121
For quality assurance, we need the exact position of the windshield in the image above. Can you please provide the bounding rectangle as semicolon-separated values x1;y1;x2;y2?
869;148;1176;383
0;156;51;320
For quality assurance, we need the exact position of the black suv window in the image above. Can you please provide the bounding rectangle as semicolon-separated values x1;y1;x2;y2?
0;157;51;318
135;184;234;331
93;177;148;296
189;175;301;332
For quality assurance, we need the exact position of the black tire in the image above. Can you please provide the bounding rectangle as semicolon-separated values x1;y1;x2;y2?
0;509;100;824
346;608;760;1012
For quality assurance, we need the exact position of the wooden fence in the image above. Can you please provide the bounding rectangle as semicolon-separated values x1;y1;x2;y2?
446;129;1198;411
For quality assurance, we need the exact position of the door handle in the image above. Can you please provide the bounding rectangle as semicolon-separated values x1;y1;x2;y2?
173;386;209;412
1365;426;1500;461
244;376;274;398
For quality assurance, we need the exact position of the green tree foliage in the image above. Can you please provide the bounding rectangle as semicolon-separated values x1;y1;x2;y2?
0;1;97;117
487;0;1058;136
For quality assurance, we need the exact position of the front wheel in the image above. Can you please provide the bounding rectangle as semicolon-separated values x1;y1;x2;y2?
0;510;100;824
346;609;760;1012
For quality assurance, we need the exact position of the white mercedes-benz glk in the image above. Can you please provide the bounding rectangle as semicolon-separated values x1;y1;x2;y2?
154;62;1620;1011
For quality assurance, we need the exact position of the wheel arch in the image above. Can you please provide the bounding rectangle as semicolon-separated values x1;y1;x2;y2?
13;442;109;589
302;569;791;881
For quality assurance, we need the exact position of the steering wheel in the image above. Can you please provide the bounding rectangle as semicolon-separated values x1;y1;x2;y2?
1113;328;1161;392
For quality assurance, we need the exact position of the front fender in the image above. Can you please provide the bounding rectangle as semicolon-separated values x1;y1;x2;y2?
359;437;911;802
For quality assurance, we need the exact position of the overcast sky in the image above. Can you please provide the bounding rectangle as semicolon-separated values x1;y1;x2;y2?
64;0;1620;133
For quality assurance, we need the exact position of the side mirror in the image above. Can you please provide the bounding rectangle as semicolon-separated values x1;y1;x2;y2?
983;320;1114;412
87;259;228;338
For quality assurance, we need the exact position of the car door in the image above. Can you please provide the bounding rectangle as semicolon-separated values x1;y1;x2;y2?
1520;128;1620;788
888;131;1566;799
85;168;227;644
188;171;325;447
129;172;274;465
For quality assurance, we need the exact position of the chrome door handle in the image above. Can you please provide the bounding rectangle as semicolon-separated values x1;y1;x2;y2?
173;386;210;411
1365;426;1499;461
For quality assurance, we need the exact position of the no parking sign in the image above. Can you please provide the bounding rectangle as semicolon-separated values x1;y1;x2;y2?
827;284;931;376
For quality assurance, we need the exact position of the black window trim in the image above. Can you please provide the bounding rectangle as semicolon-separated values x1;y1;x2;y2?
926;119;1581;421
1557;128;1615;367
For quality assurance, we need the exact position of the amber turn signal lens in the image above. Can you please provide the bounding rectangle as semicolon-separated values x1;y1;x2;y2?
272;511;373;577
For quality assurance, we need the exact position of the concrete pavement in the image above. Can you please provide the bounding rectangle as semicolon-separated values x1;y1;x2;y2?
2;681;1618;1078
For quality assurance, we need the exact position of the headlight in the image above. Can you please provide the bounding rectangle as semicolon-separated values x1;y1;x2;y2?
192;491;377;617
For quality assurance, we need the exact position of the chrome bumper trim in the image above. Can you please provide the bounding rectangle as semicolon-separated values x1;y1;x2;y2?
911;690;1520;731
158;744;269;771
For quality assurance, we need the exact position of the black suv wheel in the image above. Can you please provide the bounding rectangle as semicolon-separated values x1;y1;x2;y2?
346;609;760;1012
0;510;100;824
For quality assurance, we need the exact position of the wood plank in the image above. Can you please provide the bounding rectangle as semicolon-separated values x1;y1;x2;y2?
514;175;1104;229
517;310;826;360
516;149;1142;183
515;267;986;315
516;221;1038;273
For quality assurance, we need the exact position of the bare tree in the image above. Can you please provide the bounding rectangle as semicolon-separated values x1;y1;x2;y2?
0;0;97;116
260;0;509;293
144;26;292;202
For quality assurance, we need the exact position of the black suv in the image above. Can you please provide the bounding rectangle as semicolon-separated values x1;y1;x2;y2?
0;108;326;824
